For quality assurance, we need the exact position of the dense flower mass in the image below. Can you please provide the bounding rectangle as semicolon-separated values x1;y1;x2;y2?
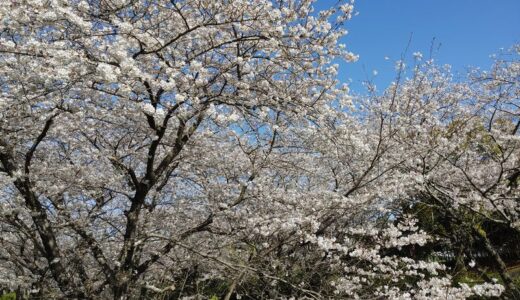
0;0;519;299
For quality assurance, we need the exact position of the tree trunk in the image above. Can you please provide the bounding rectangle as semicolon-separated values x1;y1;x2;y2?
473;226;520;298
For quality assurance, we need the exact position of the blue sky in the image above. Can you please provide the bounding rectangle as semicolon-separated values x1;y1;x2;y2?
315;0;520;93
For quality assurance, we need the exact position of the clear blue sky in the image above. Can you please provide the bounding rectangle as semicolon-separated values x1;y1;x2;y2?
315;0;520;92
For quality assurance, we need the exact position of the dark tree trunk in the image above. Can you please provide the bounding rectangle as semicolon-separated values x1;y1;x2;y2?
473;226;520;298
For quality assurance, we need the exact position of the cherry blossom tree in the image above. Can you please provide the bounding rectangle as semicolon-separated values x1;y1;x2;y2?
390;46;520;298
0;0;357;298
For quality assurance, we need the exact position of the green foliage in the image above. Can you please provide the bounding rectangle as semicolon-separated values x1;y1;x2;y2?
473;223;487;238
0;292;16;300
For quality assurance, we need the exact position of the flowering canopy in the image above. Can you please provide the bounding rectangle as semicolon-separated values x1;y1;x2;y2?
0;0;518;299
